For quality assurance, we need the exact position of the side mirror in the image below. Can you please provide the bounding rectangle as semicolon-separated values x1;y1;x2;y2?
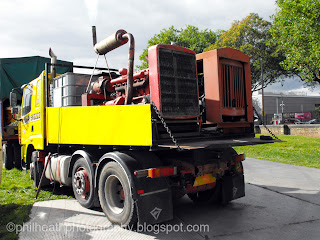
10;92;17;107
12;107;19;115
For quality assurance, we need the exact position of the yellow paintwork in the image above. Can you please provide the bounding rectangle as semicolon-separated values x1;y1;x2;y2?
20;71;54;162
46;104;153;146
193;174;216;187
19;70;153;163
20;71;46;161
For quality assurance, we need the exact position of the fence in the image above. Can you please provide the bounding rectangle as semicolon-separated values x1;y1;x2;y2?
255;124;320;138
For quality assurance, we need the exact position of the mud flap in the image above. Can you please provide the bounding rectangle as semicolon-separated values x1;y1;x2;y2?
221;174;245;204
135;188;173;224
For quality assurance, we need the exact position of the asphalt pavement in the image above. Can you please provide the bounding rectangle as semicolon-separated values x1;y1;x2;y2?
16;158;320;240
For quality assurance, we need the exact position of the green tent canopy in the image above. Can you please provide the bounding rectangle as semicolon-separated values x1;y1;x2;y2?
0;56;72;99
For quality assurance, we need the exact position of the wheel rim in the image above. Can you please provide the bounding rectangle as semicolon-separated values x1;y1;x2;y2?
105;175;125;214
73;168;90;199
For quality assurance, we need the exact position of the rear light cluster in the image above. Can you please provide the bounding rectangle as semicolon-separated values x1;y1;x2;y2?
134;166;177;178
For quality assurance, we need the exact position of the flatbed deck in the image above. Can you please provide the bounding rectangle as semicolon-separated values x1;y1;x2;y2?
157;136;281;150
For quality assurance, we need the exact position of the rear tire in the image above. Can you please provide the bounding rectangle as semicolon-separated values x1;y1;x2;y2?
188;180;222;204
72;158;95;209
98;161;137;227
13;143;21;169
3;143;14;170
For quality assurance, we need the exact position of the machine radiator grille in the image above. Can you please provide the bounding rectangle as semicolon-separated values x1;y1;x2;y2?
158;48;198;117
221;63;245;109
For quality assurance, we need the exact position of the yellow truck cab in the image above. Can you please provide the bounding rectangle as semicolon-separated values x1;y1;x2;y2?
20;71;47;164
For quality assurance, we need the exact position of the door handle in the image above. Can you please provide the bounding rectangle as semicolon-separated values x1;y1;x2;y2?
31;125;34;132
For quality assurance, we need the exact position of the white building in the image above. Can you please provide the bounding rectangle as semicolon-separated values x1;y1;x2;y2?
252;91;320;124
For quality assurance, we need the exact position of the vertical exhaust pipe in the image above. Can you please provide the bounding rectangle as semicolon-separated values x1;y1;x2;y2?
92;28;134;105
49;48;57;79
121;33;134;105
92;26;97;46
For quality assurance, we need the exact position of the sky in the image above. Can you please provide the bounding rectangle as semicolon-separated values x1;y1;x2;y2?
0;0;319;94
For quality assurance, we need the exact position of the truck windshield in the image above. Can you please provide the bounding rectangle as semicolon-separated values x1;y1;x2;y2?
22;85;32;116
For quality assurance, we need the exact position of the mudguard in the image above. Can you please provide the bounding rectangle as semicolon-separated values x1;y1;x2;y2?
69;150;94;177
96;151;173;224
221;173;245;204
69;150;100;207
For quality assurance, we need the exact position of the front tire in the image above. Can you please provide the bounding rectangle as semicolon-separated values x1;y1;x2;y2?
31;151;49;187
98;161;137;227
3;144;14;170
72;158;95;209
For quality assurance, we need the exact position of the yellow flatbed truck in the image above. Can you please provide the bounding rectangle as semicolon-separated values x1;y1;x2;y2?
10;29;276;227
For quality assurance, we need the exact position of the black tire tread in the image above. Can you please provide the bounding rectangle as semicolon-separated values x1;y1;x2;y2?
98;161;137;227
3;143;14;170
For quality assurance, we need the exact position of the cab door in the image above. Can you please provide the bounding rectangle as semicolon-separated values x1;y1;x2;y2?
20;83;33;151
30;73;45;150
20;72;46;161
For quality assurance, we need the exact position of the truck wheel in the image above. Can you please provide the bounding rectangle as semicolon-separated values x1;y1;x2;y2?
188;181;222;204
98;161;137;227
3;144;14;170
31;151;49;188
13;143;22;169
188;191;213;202
32;160;42;188
32;151;41;187
72;158;95;209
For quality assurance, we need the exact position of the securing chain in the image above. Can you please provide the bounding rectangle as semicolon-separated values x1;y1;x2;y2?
150;101;183;151
199;94;206;117
253;106;280;140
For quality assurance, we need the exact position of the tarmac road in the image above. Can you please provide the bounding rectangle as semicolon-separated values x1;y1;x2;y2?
17;158;320;240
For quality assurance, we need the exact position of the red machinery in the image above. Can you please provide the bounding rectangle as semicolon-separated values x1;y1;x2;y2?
83;44;200;119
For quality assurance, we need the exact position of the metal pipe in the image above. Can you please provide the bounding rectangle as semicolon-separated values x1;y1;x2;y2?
94;30;128;55
35;153;52;199
49;48;57;79
45;63;49;107
92;26;97;46
92;29;135;105
110;70;146;86
121;33;134;105
115;78;148;92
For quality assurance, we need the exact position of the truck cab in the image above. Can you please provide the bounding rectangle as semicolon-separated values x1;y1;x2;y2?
19;71;47;167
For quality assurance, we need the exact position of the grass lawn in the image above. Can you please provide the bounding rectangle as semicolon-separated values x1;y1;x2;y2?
234;134;320;169
0;168;72;240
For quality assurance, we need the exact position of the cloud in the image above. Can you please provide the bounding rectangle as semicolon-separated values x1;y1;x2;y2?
266;77;320;96
0;0;277;69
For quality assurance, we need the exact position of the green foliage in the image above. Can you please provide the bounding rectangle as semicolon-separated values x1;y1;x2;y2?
138;25;217;69
269;0;320;84
0;169;72;240
234;135;320;169
205;13;291;91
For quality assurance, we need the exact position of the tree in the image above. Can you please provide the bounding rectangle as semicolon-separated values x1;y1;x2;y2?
269;0;320;84
205;13;291;91
138;25;217;69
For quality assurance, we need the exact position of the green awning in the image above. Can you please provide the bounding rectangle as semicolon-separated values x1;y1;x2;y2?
0;56;72;99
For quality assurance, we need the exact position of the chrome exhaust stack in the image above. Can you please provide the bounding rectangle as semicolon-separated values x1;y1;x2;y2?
49;48;57;79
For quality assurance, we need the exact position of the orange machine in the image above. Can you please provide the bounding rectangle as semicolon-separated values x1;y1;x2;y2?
197;48;253;134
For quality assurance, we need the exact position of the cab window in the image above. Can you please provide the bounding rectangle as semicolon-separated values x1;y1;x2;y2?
22;85;32;116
